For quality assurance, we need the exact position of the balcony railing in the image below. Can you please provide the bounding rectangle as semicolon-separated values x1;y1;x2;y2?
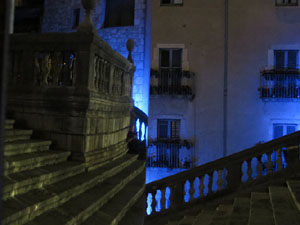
150;69;194;96
147;139;194;169
259;69;300;99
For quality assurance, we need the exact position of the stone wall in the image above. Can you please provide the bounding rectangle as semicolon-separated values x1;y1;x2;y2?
42;0;102;32
99;0;150;114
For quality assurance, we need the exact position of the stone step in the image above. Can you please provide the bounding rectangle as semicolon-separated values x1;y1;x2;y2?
4;161;85;200
118;194;146;225
4;150;70;175
194;210;215;225
287;180;300;214
269;186;300;225
81;168;145;225
23;159;145;225
5;119;15;129
226;197;250;225
5;129;33;143
208;204;233;225
178;215;197;225
248;192;275;225
3;154;139;225
4;139;51;156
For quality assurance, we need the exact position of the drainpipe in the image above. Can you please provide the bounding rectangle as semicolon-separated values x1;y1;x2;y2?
223;0;229;157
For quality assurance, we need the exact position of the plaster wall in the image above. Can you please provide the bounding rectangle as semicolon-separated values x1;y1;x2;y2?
150;0;300;165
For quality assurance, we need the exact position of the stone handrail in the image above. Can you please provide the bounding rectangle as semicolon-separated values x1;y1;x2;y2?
146;130;300;216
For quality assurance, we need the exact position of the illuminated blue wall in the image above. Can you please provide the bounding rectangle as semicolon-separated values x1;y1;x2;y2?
98;0;151;115
41;0;150;115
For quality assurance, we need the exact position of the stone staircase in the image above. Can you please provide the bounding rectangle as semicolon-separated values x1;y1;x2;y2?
159;178;300;225
3;119;146;225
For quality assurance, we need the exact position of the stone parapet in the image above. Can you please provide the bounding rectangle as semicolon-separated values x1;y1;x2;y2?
7;32;135;168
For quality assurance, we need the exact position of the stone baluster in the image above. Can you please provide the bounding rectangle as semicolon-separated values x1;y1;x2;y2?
169;182;184;209
256;155;263;178
77;0;98;34
188;179;194;202
226;161;242;190
149;190;156;215
217;169;223;191
127;39;134;64
247;159;253;182
286;145;300;172
160;188;166;211
199;176;205;198
207;173;213;195
276;149;283;171
267;152;273;173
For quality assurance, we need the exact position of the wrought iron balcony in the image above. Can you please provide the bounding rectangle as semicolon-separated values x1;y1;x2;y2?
150;69;194;96
259;69;300;100
147;138;194;169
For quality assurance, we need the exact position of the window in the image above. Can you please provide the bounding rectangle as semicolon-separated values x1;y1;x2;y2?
273;123;297;139
157;119;180;140
161;0;183;6
274;50;299;69
72;8;80;29
160;48;182;70
276;0;298;6
103;0;135;28
159;48;182;93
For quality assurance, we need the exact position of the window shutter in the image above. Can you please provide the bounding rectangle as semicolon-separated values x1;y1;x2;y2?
158;120;169;139
273;124;284;139
287;50;298;69
171;120;180;139
172;49;182;68
274;50;285;69
160;49;170;68
287;125;296;134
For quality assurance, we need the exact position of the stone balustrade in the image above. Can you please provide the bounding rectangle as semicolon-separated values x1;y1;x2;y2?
7;32;135;169
146;131;300;216
9;33;134;97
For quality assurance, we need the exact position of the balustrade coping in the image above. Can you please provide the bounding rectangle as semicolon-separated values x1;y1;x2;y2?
146;130;300;188
9;33;134;72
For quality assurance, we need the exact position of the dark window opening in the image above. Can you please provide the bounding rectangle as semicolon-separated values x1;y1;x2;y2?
161;0;183;6
273;123;297;139
103;0;135;28
275;0;298;6
72;8;80;29
274;50;299;70
157;119;180;140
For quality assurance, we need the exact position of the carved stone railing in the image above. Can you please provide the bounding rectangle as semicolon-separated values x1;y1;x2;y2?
146;131;300;216
127;106;148;159
7;32;135;169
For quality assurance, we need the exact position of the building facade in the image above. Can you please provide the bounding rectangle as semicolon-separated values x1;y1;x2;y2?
149;0;300;166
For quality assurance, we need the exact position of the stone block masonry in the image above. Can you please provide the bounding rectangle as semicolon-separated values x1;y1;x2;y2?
99;0;149;114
